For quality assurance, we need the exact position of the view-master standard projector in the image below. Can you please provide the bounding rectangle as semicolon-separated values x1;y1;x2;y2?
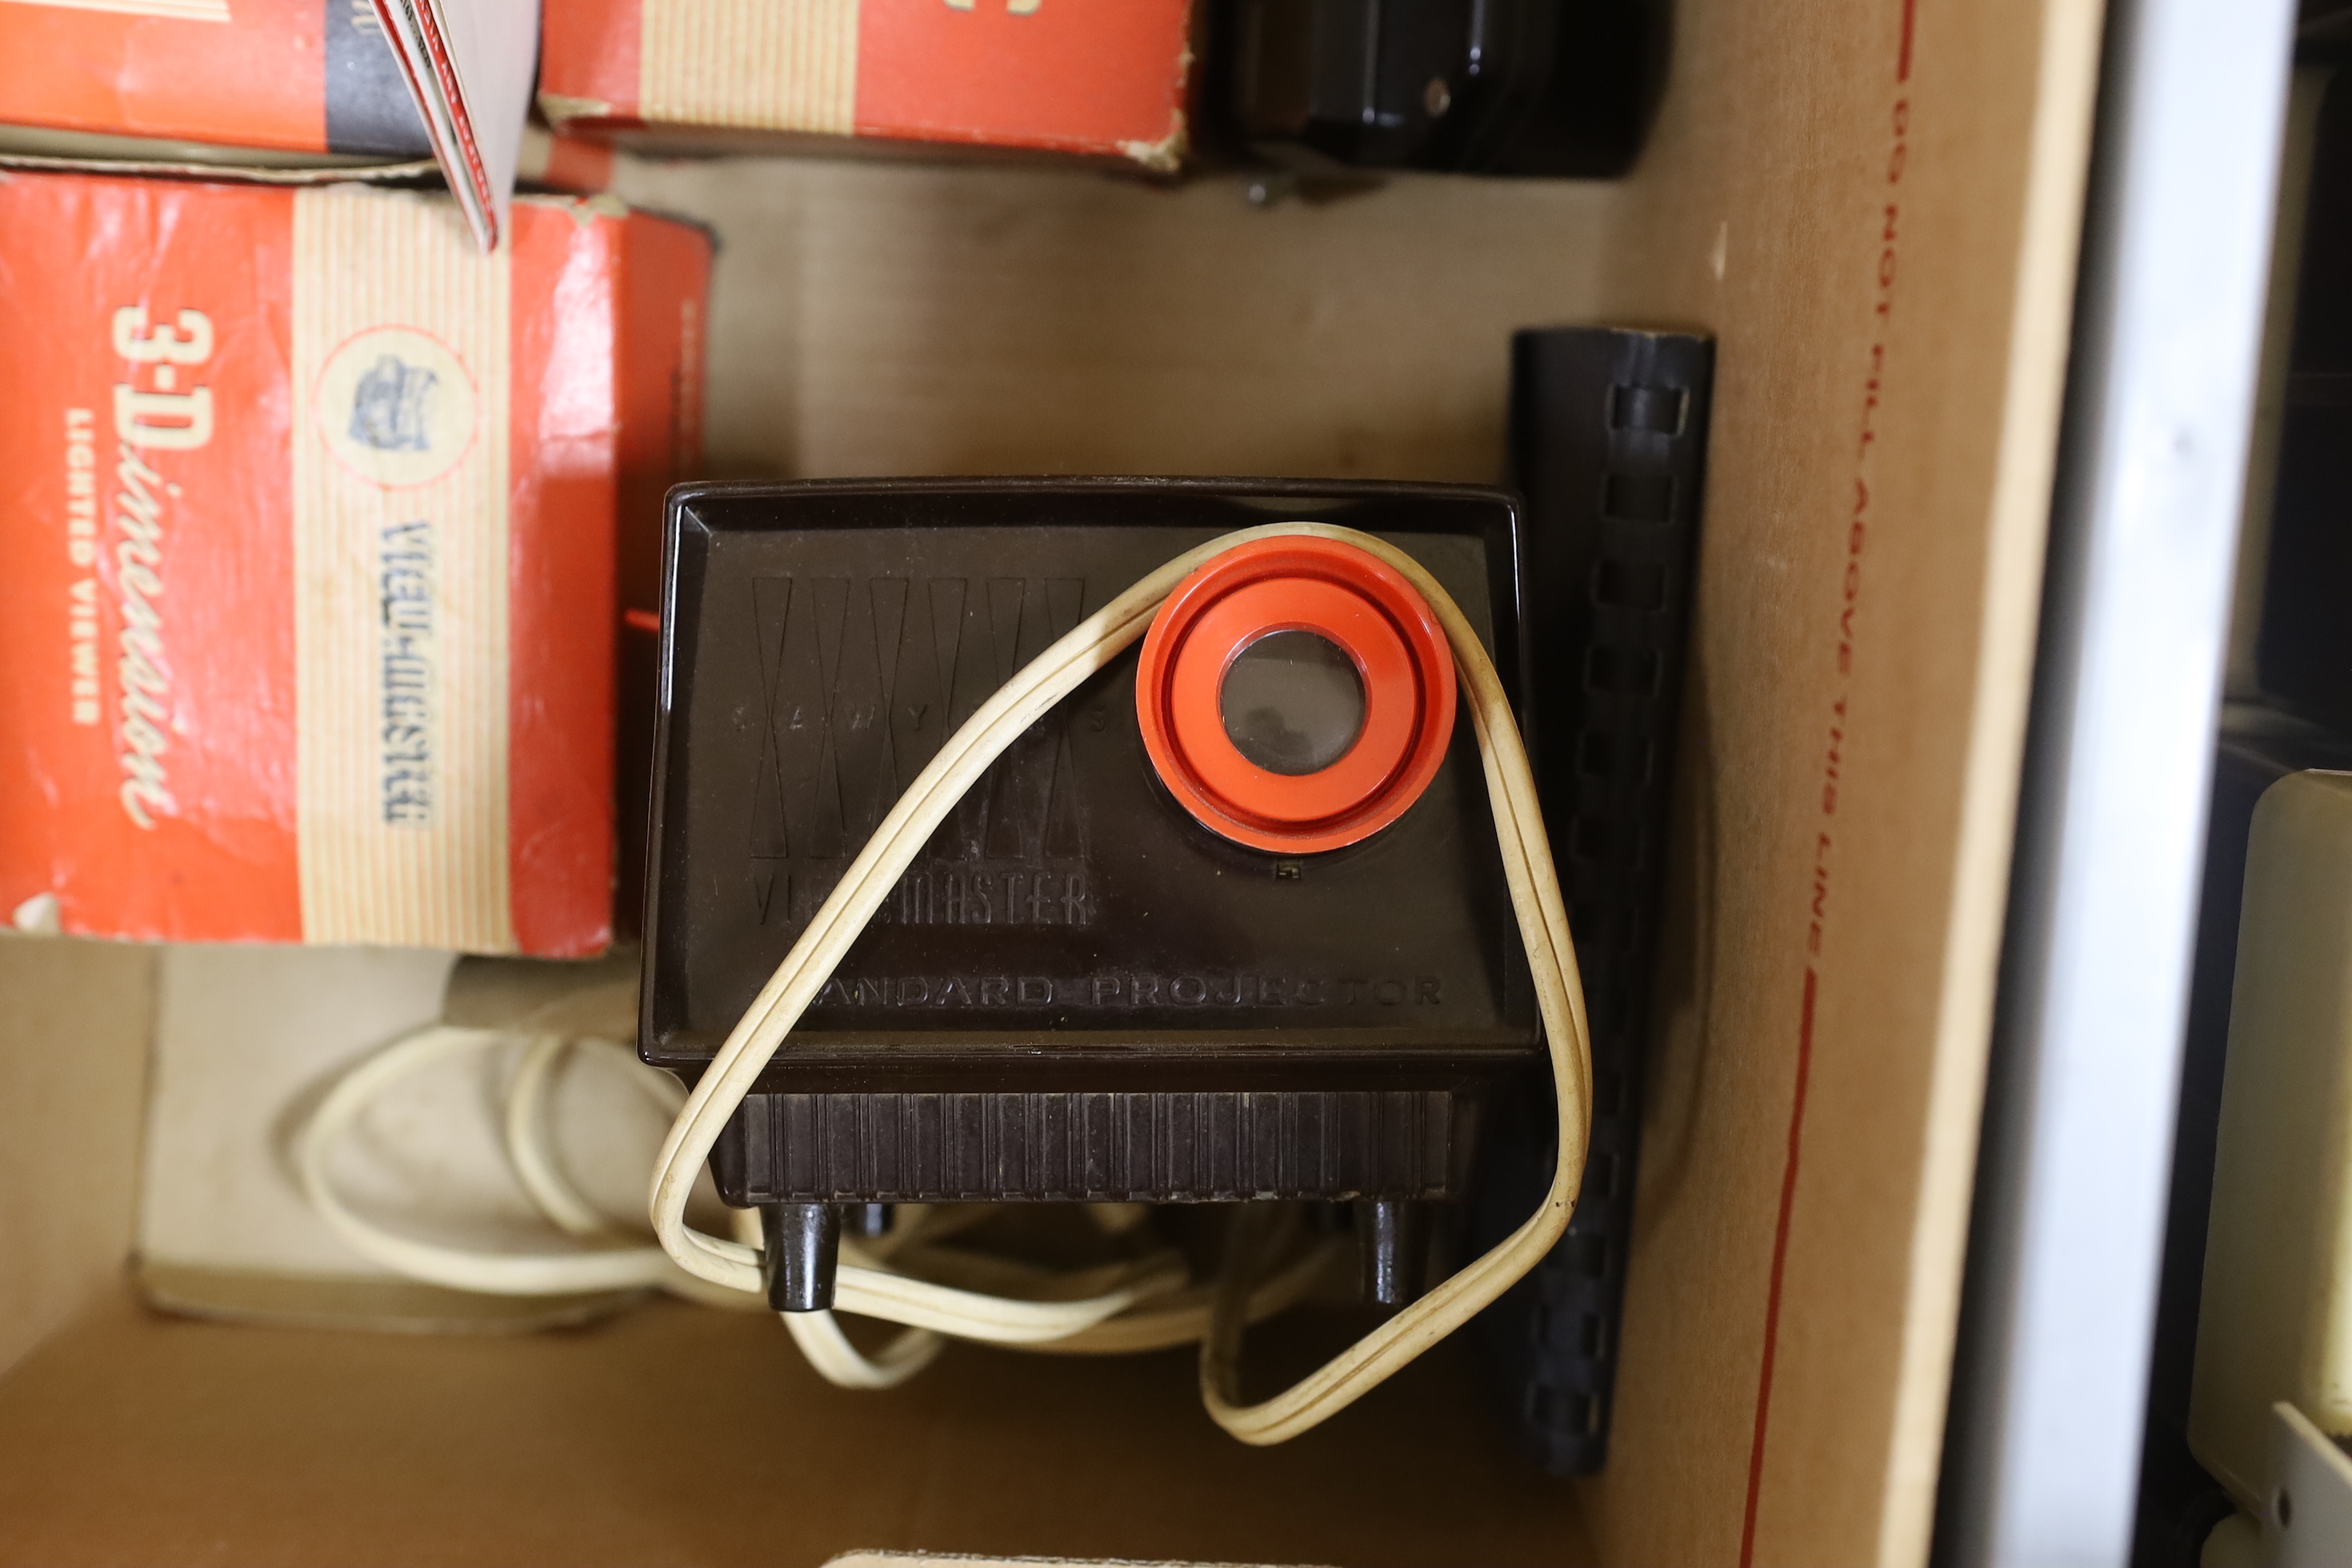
641;478;1547;1316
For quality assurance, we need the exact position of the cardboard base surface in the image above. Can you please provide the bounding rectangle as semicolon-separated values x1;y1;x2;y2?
0;936;152;1380
0;0;2111;1557
0;1288;1591;1568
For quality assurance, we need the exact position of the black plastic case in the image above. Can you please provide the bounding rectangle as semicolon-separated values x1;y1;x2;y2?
1207;0;1669;177
641;478;1542;1205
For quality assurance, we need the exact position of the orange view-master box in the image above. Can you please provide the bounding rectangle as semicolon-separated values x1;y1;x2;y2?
0;170;709;955
0;0;432;163
0;0;615;196
538;0;1192;169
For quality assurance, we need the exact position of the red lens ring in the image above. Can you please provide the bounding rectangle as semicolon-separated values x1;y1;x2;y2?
1136;537;1456;853
1166;578;1419;825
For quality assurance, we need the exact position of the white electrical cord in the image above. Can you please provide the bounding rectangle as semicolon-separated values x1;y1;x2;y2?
502;1033;768;1311
781;1307;942;1387
1030;1208;1338;1357
299;1024;698;1298
298;1024;1214;1362
504;1034;669;1238
646;521;1592;1443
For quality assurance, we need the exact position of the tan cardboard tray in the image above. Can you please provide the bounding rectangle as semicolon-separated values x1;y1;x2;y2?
0;0;2105;1559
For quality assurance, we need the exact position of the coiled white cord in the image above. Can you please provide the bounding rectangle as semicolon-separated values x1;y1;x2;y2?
299;1025;697;1299
645;522;1592;1443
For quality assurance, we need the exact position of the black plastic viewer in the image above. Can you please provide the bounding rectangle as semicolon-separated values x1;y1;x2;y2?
639;478;1541;1303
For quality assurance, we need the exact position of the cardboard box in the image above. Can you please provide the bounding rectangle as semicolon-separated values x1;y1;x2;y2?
0;0;432;166
0;0;615;200
0;173;709;955
538;0;1193;171
0;0;2110;1555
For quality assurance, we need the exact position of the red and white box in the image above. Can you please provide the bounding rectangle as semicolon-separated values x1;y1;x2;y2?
0;0;609;199
0;171;709;955
0;0;435;165
538;0;1193;170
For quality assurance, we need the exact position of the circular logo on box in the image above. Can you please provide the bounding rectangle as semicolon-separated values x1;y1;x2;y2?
314;325;478;488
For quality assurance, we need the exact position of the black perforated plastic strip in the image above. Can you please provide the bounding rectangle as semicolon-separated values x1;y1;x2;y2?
1474;326;1714;1475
